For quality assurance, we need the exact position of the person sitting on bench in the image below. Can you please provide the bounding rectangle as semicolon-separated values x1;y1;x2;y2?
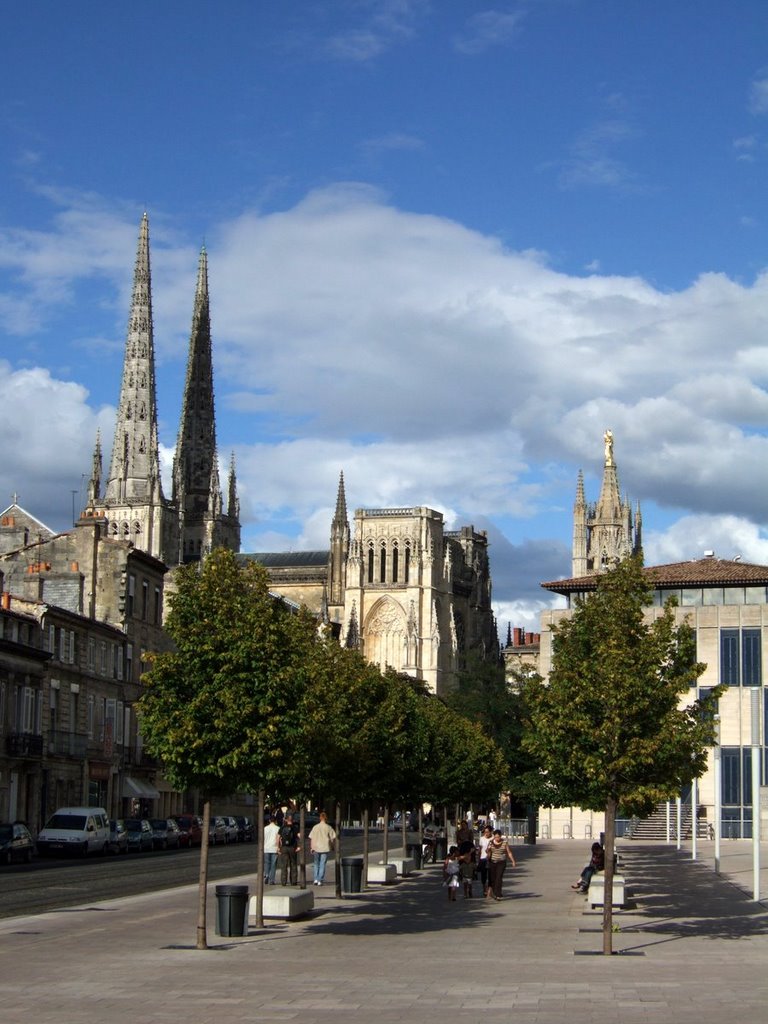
571;842;605;893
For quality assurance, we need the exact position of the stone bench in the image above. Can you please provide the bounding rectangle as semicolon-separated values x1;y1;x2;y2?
248;888;314;921
388;856;415;877
367;862;398;884
587;873;626;909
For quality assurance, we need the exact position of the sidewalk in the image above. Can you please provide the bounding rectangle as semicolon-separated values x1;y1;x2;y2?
2;839;768;1024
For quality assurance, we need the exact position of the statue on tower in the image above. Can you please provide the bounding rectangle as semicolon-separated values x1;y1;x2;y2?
603;429;614;467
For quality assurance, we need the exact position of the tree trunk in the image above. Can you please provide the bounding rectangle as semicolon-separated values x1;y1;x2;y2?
297;803;307;889
362;805;370;888
382;804;390;863
335;800;343;897
254;788;265;930
602;795;617;956
197;799;211;949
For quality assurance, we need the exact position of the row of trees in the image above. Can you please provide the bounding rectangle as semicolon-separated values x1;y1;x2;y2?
137;549;508;948
139;550;721;955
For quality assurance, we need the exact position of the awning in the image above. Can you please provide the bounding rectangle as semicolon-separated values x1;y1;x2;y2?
122;776;160;800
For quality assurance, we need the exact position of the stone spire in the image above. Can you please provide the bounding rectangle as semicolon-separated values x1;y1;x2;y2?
100;214;177;562
328;471;349;609
172;245;240;562
227;453;239;520
572;431;640;576
86;431;102;505
105;214;164;507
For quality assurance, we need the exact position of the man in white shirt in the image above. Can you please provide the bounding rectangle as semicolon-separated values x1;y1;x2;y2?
263;816;280;884
308;811;337;886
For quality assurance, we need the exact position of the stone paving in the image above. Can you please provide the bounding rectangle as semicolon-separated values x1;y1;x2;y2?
2;838;768;1023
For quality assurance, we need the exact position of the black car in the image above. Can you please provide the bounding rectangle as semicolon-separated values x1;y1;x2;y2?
233;815;254;842
0;822;35;865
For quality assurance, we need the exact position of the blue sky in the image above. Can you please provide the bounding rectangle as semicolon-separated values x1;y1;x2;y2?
2;1;767;631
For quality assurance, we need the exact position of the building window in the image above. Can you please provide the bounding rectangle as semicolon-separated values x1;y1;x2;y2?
154;586;162;625
88;637;96;671
141;580;149;620
116;647;124;681
126;644;133;682
392;543;399;583
379;545;386;584
100;641;108;675
87;694;95;739
405;543;411;584
127;574;135;617
721;629;762;687
367;545;374;584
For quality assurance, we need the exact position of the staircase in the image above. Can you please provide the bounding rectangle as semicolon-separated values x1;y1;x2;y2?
627;802;711;840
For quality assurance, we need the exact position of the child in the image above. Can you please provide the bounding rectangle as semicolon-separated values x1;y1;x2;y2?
443;845;460;901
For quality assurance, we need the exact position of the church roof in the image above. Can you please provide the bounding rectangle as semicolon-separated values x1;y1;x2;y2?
542;557;768;595
239;551;330;568
0;502;56;537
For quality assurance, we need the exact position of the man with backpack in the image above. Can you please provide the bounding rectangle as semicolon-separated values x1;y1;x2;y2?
278;813;300;886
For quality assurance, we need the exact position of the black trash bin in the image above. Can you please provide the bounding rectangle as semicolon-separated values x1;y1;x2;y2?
340;856;364;893
406;842;422;869
433;836;447;861
215;884;249;937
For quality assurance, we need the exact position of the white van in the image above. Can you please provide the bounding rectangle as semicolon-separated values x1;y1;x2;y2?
36;807;110;857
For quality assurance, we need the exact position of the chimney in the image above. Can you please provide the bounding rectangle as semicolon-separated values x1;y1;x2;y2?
1;591;10;611
513;627;523;646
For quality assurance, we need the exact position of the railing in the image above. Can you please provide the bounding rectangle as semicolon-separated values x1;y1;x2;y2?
7;732;44;758
49;731;89;758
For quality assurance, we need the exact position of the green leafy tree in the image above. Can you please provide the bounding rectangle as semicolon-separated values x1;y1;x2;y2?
138;549;318;947
521;555;720;954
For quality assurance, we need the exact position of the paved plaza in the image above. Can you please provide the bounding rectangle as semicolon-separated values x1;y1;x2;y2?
1;838;768;1024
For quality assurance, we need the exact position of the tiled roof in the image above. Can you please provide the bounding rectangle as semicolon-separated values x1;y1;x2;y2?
542;558;768;594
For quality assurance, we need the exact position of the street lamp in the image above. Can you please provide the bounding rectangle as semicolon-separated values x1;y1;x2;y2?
713;715;721;875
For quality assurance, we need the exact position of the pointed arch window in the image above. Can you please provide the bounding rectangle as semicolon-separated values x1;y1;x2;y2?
405;542;411;584
367;544;374;584
379;543;386;583
392;542;399;583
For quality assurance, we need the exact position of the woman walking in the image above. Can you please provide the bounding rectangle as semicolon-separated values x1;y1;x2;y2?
486;829;516;900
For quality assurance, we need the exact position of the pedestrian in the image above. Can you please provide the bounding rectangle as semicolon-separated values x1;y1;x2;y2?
277;813;300;886
443;845;460;901
477;824;493;897
309;811;336;886
263;815;280;884
486;829;516;900
571;842;604;893
457;824;476;898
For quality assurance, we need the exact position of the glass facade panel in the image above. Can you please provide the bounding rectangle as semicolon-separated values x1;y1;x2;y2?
720;630;739;685
681;588;703;606
702;587;724;606
742;629;762;686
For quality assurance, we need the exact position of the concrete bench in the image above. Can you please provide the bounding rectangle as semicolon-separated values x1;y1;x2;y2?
368;862;398;884
248;888;314;921
388;856;415;877
587;873;626;909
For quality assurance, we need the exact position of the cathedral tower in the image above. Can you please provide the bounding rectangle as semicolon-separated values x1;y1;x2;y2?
327;471;349;612
572;430;641;577
90;214;178;563
172;246;240;562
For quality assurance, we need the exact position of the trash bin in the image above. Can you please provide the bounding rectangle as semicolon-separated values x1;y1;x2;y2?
215;884;249;937
407;842;423;869
433;837;447;861
341;856;364;893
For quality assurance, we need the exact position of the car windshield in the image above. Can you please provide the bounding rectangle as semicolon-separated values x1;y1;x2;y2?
124;819;143;829
45;814;87;829
150;820;166;829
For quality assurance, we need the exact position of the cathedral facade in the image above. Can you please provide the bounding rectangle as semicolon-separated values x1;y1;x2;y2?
242;475;499;695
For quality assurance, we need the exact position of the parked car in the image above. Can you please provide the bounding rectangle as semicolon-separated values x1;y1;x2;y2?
36;807;109;857
233;815;254;842
221;816;240;844
208;816;227;845
0;822;34;865
123;818;154;853
106;819;128;855
149;818;181;851
172;814;203;848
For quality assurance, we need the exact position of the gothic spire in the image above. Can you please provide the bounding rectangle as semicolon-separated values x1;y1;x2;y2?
87;430;102;505
104;213;164;506
333;470;348;526
227;452;239;519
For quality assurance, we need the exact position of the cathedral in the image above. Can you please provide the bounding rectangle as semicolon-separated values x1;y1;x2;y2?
243;475;498;695
87;214;498;695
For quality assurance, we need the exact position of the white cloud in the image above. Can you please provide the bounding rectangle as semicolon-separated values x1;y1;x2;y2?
644;515;768;567
324;0;427;62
